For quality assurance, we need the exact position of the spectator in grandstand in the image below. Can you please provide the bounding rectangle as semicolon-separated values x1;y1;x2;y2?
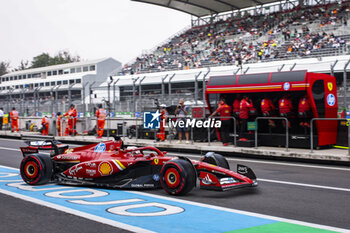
175;99;190;144
210;98;232;146
0;108;3;130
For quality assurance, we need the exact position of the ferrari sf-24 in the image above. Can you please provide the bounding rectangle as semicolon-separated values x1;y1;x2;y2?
20;137;257;195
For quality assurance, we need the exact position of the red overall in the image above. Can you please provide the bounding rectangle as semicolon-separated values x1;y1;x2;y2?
157;109;168;141
10;110;19;132
233;99;240;116
95;108;107;137
41;117;49;135
298;97;312;127
64;108;78;136
279;98;293;115
57;115;62;136
261;98;275;115
298;97;311;113
239;99;252;119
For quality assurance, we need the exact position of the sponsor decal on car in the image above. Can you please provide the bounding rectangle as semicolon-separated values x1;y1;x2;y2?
86;169;97;176
64;148;74;154
69;165;83;176
98;162;113;176
95;143;106;152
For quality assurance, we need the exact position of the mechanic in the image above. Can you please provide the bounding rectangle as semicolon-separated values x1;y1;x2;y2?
260;95;276;127
64;104;78;136
239;95;253;137
175;99;190;144
10;107;19;132
95;104;107;138
41;115;50;135
156;104;168;142
210;98;232;146
56;112;63;136
278;94;293;128
298;95;312;127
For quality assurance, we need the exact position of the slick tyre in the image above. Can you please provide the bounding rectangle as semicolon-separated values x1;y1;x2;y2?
160;159;196;195
202;152;230;169
20;154;53;185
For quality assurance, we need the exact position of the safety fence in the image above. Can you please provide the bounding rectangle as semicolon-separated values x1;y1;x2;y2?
2;115;350;155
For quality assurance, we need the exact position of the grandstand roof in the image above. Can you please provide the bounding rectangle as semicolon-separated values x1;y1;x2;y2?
132;0;282;17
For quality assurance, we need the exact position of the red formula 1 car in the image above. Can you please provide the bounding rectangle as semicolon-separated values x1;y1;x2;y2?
20;137;258;195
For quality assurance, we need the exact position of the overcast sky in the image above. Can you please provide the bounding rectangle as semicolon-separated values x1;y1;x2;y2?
0;0;191;69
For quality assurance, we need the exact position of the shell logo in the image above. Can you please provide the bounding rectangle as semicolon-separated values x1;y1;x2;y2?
98;162;113;176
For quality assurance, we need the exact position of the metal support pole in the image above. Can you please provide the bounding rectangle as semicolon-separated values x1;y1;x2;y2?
330;60;338;77
289;63;296;71
194;71;202;105
255;117;289;151
132;77;139;115
161;74;168;103
68;84;74;107
89;81;96;113
113;79;120;113
50;87;54;115
202;68;211;115
82;82;89;117
168;74;176;105
343;59;350;110
278;64;285;72
138;76;146;113
55;85;61;114
243;67;250;74
107;77;113;116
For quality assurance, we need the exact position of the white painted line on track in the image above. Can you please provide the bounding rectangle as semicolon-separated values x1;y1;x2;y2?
258;178;350;192
169;152;350;171
0;189;154;233
0;147;20;152
0;164;348;233
126;190;350;232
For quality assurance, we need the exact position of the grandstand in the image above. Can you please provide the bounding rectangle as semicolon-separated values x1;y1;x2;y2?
104;0;350;114
121;0;350;75
0;58;121;115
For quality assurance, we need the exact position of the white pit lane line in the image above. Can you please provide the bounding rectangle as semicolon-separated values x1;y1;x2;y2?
168;152;350;172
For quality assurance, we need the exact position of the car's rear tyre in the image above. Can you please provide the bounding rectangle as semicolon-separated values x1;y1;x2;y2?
160;159;196;195
201;152;230;169
20;154;53;185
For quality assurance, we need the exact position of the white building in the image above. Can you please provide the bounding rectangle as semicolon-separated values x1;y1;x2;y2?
0;57;121;115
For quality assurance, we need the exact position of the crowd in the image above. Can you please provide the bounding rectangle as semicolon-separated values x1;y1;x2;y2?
120;1;350;75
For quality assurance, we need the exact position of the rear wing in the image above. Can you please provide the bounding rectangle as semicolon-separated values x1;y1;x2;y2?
20;140;68;157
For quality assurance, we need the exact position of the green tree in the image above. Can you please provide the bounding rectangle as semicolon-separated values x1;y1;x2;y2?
0;61;10;76
13;60;29;71
30;50;80;68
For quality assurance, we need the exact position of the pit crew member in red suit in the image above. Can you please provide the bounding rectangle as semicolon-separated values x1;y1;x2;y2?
279;95;293;128
298;96;312;127
156;104;168;141
95;104;107;138
10;107;19;132
41;116;49;135
64;104;78;136
210;98;232;146
239;96;253;137
261;96;276;127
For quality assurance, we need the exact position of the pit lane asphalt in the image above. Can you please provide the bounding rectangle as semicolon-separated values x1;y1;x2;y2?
0;138;349;232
